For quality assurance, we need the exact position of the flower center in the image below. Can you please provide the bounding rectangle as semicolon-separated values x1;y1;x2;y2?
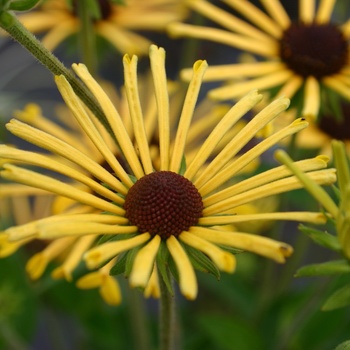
318;103;350;140
124;171;203;239
279;22;348;78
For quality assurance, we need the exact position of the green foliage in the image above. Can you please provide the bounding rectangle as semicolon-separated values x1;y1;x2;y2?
156;241;174;295
298;224;341;251
295;260;350;277
7;0;41;11
178;155;187;175
182;243;221;279
194;314;263;350
124;245;140;277
110;0;125;5
335;340;350;350
322;283;350;311
109;253;127;276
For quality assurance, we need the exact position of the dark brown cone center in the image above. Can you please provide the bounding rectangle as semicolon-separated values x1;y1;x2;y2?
279;22;348;78
124;171;203;239
318;103;350;140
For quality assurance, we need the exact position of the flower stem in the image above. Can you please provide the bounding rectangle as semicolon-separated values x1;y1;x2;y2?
76;0;98;76
127;287;152;350
158;271;175;350
275;149;339;218
0;11;110;132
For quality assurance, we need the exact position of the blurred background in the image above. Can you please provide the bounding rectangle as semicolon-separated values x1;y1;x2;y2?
1;1;350;349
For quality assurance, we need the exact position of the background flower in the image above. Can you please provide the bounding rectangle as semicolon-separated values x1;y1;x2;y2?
14;0;188;54
169;0;350;119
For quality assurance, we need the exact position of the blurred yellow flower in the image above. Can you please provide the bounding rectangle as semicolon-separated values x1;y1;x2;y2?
169;0;350;119
15;0;187;54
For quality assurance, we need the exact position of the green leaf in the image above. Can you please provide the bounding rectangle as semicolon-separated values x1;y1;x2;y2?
98;233;136;245
218;245;243;255
156;241;174;295
124;246;142;277
295;260;350;277
167;253;179;283
110;0;125;5
178;155;187;175
322;282;350;311
8;0;41;11
335;340;350;350
332;184;341;201
298;224;341;251
109;253;128;276
183;243;221;280
0;9;14;28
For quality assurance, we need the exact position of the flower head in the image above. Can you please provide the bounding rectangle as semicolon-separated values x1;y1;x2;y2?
0;45;336;300
169;0;350;119
14;0;187;54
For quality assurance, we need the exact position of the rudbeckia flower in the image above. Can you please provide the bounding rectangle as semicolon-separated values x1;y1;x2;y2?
168;0;350;119
0;45;336;300
295;100;350;156
14;0;187;54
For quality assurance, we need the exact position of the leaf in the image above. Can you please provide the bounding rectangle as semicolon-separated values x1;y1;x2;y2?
8;0;41;11
182;243;221;280
335;340;350;350
156;241;174;295
109;253;127;276
98;233;136;245
322;283;350;311
218;245;243;255
295;260;350;277
298;224;341;251
167;254;179;283
124;246;141;277
178;155;187;175
110;0;125;5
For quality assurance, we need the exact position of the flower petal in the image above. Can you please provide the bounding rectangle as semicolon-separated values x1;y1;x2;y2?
190;226;293;263
166;236;197;299
129;235;161;288
84;233;151;269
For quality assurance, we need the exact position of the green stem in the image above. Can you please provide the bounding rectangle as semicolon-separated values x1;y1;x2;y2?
0;11;110;132
158;271;175;350
127;287;152;350
76;0;98;75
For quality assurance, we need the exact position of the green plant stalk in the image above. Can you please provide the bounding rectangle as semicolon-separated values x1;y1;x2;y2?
127;287;152;350
76;0;98;75
158;270;175;350
332;140;350;198
275;149;339;218
0;11;111;132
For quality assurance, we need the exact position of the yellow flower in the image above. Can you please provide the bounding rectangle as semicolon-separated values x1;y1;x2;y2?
169;0;350;119
262;97;350;157
0;45;336;300
14;0;187;54
0;74;239;304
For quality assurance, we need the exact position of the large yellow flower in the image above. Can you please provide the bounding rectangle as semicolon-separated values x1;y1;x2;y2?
15;0;187;54
169;0;350;119
0;45;335;300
